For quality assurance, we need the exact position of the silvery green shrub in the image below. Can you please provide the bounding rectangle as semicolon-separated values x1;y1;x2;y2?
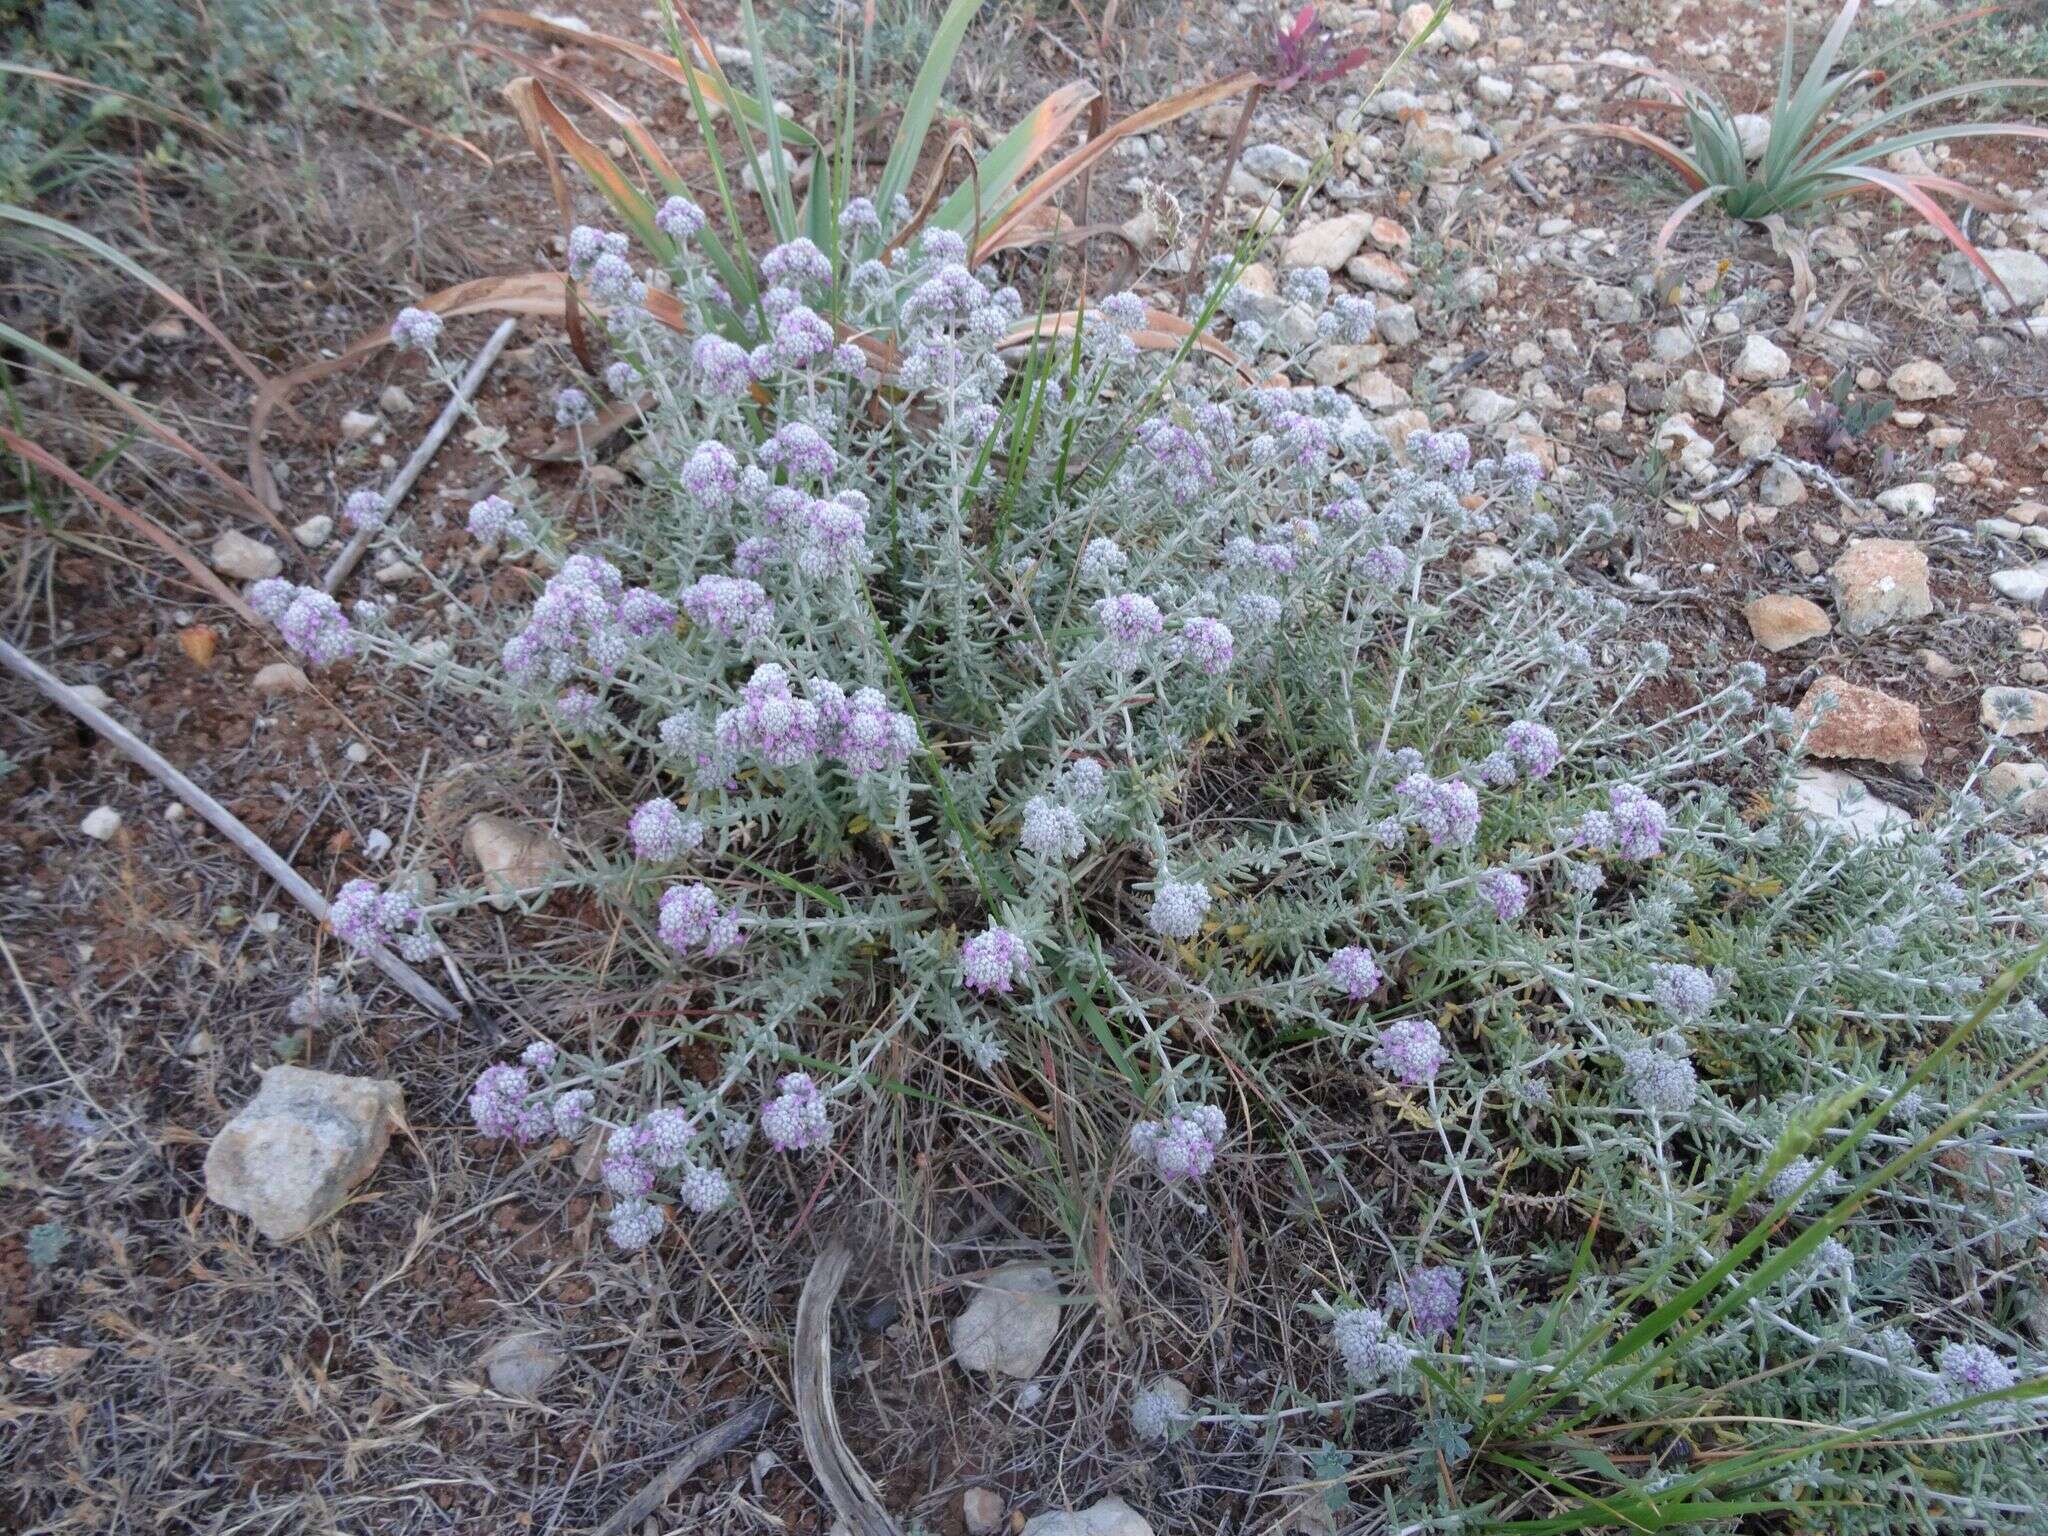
279;207;2048;1523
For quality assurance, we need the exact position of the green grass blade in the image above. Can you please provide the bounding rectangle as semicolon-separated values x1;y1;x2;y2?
738;0;798;242
873;0;986;233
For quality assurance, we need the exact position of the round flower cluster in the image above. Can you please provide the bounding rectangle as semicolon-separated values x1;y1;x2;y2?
714;664;824;768
249;579;355;665
811;681;918;778
657;883;746;959
1936;1341;2018;1402
1394;771;1482;850
1502;719;1563;778
1579;783;1669;860
1332;1306;1413;1385
1398;1265;1463;1338
1020;796;1086;862
1128;1103;1227;1183
960;924;1031;996
1173;616;1236;676
1475;868;1528;922
1096;592;1165;666
760;1072;832;1152
681;573;777;642
467;493;534;545
1650;962;1717;1025
328;877;438;961
1129;1377;1191;1442
1374;1017;1447;1087
1623;1046;1698;1115
501;554;671;684
629;798;706;862
341;489;387;532
466;1062;553;1143
389;305;443;352
1146;877;1212;940
607;1199;665;1252
1325;945;1384;1002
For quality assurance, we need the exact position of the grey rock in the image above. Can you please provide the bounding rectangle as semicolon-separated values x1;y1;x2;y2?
482;1332;566;1398
1241;143;1314;186
951;1262;1063;1379
1591;285;1640;324
204;1066;404;1242
1977;249;2048;316
1993;566;2048;604
1021;1496;1153;1536
1788;768;1911;845
211;529;284;582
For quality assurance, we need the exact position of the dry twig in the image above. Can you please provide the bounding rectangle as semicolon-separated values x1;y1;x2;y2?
795;1246;902;1536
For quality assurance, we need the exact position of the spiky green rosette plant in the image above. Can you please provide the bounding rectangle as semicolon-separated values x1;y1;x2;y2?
1562;0;2047;296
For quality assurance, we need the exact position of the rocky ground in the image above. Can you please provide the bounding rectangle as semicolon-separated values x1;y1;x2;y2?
5;0;2048;1530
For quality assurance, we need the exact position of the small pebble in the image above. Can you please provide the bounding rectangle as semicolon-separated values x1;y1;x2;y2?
81;806;123;841
345;742;371;765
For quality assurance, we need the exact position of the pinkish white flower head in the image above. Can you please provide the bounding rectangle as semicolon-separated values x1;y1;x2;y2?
1175;616;1235;676
1325;945;1383;1002
1137;418;1212;504
1473;751;1518;788
1650;962;1716;1024
1095;290;1148;332
249;579;356;665
1937;1341;2017;1402
554;387;596;428
1606;784;1669;859
760;1072;832;1152
829;687;917;777
1399;1265;1463;1338
606;1197;664;1251
1623;1047;1697;1115
329;877;438;959
1333;1305;1411;1384
1359;543;1408;586
1394;772;1481;850
733;535;782;579
582;250;640;305
773;305;835;367
1476;868;1528;922
636;1107;696;1169
602;1150;655;1199
832;342;870;376
617;586;677;638
1096;592;1165;667
761;237;833;289
761;420;837;483
676;1162;732;1213
655;195;706;241
1078;537;1128;584
794;495;868;577
682;440;740;510
692;334;753;400
1147;877;1211;940
657;882;747;959
961;924;1032;996
390;305;443;353
520;1039;558;1073
1128;1103;1226;1183
838;197;880;241
1020;796;1086;862
1234;591;1284;632
551;1088;594;1137
681;573;776;642
630;798;706;861
467;1063;535;1140
467;493;532;545
342;488;387;532
1062;758;1107;802
715;663;825;768
1324;294;1377;345
1416;429;1472;476
603;360;639;396
1503;719;1562;779
566;224;628;276
554;686;603;726
500;554;631;682
1374;1017;1447;1087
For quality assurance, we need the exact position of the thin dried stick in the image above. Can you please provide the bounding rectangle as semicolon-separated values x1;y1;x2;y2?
0;636;461;1021
592;1396;778;1536
795;1246;902;1536
321;317;518;594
